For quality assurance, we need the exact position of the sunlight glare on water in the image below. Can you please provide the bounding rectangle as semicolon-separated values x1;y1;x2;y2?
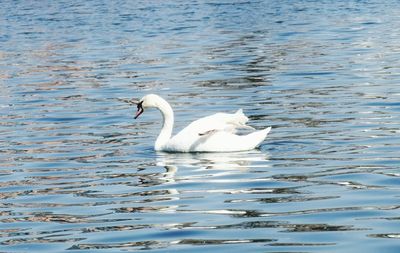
1;0;400;252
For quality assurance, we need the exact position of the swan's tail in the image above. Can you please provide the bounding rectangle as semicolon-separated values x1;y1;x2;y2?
246;126;272;149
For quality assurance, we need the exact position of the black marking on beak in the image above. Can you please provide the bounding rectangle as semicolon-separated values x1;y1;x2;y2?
134;101;144;119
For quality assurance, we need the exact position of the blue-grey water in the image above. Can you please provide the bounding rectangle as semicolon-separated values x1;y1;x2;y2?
1;1;400;252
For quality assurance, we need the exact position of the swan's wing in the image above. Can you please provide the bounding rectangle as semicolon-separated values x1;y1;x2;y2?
193;127;272;152
166;127;271;152
180;109;251;136
162;110;271;152
166;109;254;151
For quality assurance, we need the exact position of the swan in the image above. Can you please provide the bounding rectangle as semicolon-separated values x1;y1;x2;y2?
133;94;271;152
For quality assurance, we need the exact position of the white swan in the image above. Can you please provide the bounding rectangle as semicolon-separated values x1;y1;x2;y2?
133;94;271;152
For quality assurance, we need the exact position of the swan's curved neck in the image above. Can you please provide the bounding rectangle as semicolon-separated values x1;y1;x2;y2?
154;97;174;151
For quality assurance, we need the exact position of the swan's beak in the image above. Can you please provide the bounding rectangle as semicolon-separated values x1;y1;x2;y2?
134;101;144;119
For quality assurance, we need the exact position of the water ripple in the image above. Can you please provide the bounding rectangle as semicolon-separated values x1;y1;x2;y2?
2;0;400;252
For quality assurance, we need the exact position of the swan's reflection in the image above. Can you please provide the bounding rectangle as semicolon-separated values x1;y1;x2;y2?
136;151;269;187
155;150;270;178
132;150;269;215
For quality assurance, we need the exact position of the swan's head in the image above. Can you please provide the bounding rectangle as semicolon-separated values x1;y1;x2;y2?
134;94;164;119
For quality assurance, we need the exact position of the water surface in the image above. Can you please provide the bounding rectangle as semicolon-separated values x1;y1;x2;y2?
1;1;400;252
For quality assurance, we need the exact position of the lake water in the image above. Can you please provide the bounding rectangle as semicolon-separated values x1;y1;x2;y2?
1;0;400;252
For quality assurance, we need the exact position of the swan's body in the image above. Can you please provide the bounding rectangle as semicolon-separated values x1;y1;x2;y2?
134;94;271;152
